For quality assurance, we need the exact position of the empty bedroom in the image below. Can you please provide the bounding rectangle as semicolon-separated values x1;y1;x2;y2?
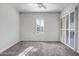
0;3;79;56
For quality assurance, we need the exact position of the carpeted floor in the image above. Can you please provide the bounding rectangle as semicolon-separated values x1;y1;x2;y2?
0;41;79;56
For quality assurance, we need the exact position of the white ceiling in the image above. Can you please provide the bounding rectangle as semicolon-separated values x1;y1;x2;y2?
11;3;71;12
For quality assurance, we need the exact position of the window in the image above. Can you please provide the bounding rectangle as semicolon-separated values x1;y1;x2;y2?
36;19;44;32
70;12;75;48
66;15;69;29
70;31;74;48
70;12;75;29
66;15;69;44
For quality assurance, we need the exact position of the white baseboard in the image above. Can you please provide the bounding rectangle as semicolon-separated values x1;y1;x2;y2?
20;40;59;42
20;37;59;42
0;40;20;53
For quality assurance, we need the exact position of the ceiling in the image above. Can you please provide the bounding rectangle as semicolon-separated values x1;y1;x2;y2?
10;3;71;12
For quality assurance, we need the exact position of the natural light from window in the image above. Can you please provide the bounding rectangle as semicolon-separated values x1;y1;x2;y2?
36;19;44;33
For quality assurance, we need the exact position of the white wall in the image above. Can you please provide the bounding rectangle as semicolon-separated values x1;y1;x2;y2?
20;12;60;41
77;6;79;53
0;4;20;53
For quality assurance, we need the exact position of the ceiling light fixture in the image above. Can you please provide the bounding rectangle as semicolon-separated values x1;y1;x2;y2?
36;3;47;9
